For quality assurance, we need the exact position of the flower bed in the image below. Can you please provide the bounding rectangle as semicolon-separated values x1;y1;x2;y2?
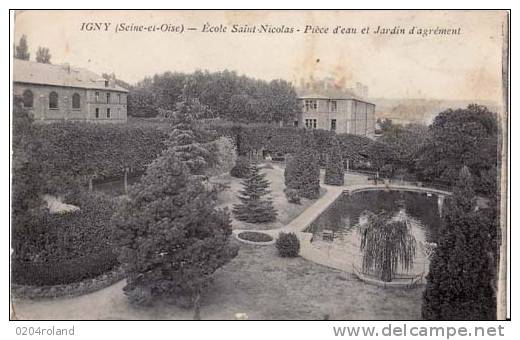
236;231;274;245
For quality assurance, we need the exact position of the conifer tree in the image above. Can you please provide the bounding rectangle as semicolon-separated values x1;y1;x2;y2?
111;147;238;314
232;162;277;223
284;134;320;199
422;166;497;320
324;137;345;186
167;104;210;176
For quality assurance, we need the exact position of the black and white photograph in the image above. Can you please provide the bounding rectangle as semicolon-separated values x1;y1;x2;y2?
8;8;510;326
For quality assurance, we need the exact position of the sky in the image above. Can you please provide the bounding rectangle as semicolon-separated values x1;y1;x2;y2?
13;10;507;102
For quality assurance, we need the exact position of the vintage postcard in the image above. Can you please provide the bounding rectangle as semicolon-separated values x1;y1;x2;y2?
10;9;509;323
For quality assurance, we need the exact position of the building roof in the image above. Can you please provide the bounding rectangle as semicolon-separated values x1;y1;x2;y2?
297;88;374;105
13;59;128;92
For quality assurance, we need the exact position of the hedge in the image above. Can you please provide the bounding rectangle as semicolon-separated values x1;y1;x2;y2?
11;248;118;286
11;192;118;286
33;121;168;191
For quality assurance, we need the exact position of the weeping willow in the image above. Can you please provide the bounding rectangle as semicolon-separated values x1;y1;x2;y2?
359;211;417;282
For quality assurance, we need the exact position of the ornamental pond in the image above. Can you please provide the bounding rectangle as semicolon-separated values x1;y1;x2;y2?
305;189;446;278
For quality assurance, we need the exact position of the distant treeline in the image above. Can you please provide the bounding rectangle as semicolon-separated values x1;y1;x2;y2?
125;70;300;124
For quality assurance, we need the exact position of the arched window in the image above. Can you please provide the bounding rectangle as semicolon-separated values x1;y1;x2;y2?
72;93;81;109
22;90;33;108
49;91;58;109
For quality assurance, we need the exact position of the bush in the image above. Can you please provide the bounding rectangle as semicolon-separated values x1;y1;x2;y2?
230;156;250;178
276;232;300;257
208;136;237;176
284;134;321;199
11;249;118;286
324;138;345;186
284;188;301;204
11;191;118;286
237;231;273;243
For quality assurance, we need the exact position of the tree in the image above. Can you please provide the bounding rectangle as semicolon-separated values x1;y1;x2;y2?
233;162;277;223
35;46;51;63
284;134;321;199
14;35;30;60
359;211;416;282
324;137;344;186
167;105;210;176
111;148;238;316
416;104;498;194
422;167;497;320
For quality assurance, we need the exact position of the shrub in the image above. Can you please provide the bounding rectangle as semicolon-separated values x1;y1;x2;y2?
324;138;345;186
11;191;118;286
276;232;300;257
284;134;320;199
230;156;250;178
208;136;237;176
237;231;273;243
284;188;301;204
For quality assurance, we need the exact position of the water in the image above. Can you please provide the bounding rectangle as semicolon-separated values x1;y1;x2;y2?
307;190;443;244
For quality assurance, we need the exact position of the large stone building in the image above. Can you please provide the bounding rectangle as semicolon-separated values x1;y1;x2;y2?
13;59;128;122
294;90;376;136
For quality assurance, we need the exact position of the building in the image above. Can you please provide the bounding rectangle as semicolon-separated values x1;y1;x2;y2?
294;90;376;136
13;59;128;122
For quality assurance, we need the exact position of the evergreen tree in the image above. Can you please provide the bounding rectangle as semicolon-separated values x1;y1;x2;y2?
284;134;320;199
15;35;30;60
35;46;51;63
422;166;497;320
111;148;238;315
233;162;277;223
324;138;345;186
167;104;210;176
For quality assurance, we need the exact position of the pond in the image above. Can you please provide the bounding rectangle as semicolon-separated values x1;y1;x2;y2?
305;189;446;276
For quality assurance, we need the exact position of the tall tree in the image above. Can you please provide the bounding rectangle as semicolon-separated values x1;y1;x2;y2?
232;162;277;223
324;137;345;186
416;104;498;194
284;133;321;199
35;46;51;63
14;35;30;60
167;105;210;176
111;147;238;315
422;166;497;320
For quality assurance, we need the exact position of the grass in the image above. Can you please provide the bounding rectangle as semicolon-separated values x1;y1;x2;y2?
12;241;423;320
212;163;326;231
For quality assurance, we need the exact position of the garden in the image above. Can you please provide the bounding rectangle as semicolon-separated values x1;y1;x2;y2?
11;100;501;320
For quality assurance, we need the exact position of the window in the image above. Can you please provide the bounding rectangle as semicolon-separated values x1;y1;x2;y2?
330;100;337;112
49;91;58;109
95;92;99;102
107;108;111;118
118;93;122;104
293;120;298;127
95;108;99;118
106;93;111;103
22;90;33;108
304;100;318;111
331;119;337;131
104;80;109;87
305;119;317;129
72;93;81;109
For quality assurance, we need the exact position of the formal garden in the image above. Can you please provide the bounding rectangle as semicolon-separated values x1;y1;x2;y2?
11;87;501;320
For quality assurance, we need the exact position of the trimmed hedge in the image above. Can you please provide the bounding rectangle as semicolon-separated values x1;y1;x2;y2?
11;249;118;286
11;192;118;286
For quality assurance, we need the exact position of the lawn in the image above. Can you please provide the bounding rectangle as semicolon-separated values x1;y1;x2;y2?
12;240;423;320
212;163;326;231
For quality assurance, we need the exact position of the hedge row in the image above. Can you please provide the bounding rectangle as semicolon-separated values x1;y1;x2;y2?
33;121;168;190
204;120;385;168
11;248;118;286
